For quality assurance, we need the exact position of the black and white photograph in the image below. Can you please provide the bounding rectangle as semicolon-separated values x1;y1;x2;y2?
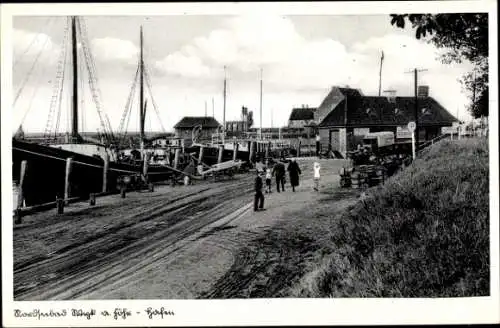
1;1;499;326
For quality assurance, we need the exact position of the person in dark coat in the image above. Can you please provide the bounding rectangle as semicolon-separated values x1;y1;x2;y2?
272;161;286;192
254;171;265;211
287;158;302;192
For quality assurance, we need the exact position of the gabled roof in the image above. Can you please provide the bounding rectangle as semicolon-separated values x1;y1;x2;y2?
315;87;364;124
319;95;458;127
337;87;363;98
289;107;316;121
174;116;221;129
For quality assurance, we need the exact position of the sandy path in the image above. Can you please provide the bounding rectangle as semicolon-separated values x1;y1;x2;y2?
14;159;353;300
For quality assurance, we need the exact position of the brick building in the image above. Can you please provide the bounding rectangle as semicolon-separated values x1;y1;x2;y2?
315;86;458;157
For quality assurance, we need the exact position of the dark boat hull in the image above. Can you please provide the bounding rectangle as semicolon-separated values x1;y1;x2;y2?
12;140;175;206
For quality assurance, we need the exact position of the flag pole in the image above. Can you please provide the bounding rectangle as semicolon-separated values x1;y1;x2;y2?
378;51;384;96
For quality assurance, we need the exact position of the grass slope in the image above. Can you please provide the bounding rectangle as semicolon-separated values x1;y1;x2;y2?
292;138;489;297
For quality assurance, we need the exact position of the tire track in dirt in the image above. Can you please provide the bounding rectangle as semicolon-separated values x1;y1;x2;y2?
77;201;254;300
200;193;360;299
14;188;211;271
199;233;319;299
14;176;255;300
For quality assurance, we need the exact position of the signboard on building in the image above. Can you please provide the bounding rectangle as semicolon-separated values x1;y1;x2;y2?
442;126;458;134
353;128;370;136
396;126;412;139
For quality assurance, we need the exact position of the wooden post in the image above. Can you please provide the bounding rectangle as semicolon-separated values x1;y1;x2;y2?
14;209;22;224
17;160;28;209
249;141;255;164
233;143;239;161
198;146;204;163
411;131;416;160
56;197;64;214
102;153;109;192
298;140;302;157
15;160;28;224
89;193;96;206
142;152;149;183
64;157;73;203
218;145;224;164
174;148;181;169
120;185;126;198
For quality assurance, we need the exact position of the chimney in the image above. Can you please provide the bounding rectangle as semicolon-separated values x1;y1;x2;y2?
418;85;429;97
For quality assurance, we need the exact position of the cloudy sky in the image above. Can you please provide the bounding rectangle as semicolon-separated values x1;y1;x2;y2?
12;14;474;134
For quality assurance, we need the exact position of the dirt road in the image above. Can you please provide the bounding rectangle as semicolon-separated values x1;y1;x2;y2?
14;159;357;300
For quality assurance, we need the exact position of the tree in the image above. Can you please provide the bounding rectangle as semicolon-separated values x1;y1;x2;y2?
390;14;489;118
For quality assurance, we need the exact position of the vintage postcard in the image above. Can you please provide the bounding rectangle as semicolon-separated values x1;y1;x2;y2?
1;1;499;326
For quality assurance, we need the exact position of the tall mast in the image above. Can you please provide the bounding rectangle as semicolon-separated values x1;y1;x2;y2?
139;25;145;155
271;107;273;129
71;16;79;141
140;26;144;139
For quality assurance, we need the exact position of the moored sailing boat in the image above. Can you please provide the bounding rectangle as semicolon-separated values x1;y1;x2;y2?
12;16;185;207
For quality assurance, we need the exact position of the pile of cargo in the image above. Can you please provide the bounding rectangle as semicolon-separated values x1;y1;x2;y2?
339;131;413;189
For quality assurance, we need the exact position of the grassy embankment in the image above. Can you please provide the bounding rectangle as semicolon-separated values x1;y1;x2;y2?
202;138;489;298
291;138;489;297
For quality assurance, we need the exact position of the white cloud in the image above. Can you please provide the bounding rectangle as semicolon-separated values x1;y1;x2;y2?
13;29;60;66
150;15;474;125
155;52;212;78
153;16;458;91
91;37;139;64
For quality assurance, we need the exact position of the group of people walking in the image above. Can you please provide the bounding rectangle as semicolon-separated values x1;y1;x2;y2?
254;158;321;212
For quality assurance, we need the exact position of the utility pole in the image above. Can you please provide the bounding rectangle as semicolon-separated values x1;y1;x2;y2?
260;68;263;140
378;51;384;96
212;97;215;118
223;66;227;144
405;68;428;148
205;100;207;117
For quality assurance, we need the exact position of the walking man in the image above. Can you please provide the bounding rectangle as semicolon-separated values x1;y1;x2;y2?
313;161;321;191
287;158;302;192
272;160;286;192
254;171;265;211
